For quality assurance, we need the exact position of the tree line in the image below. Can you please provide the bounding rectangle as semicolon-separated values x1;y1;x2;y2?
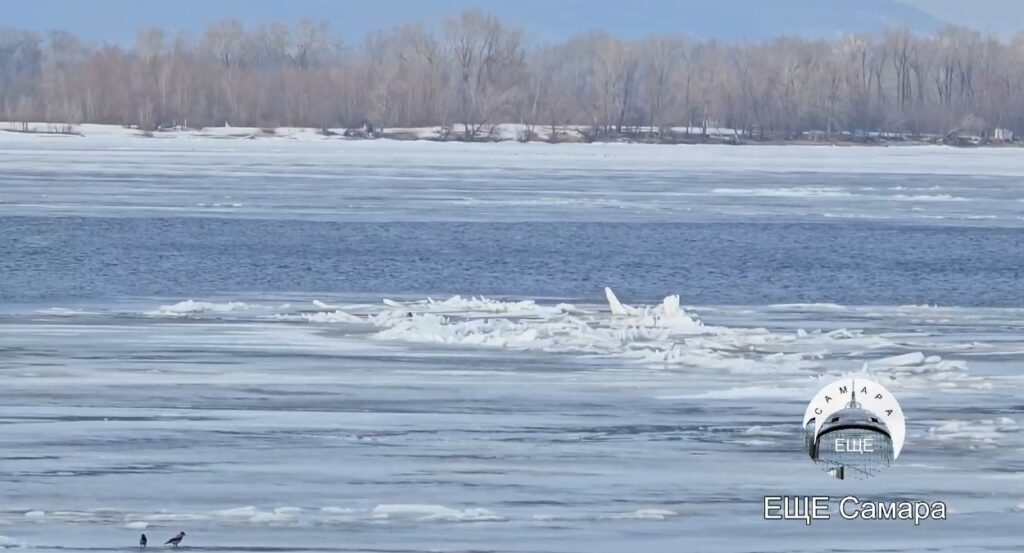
1;11;1022;141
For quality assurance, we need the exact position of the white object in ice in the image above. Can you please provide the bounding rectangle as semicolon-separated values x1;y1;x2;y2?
605;287;638;316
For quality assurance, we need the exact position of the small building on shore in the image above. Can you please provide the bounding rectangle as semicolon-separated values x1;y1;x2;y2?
993;128;1014;142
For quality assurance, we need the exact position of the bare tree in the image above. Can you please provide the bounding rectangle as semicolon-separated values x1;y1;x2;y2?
445;10;524;139
3;12;1024;142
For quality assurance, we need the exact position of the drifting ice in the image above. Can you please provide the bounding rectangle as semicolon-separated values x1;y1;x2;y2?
136;288;973;386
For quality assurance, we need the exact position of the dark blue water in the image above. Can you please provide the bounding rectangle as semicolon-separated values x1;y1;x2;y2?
3;216;1023;306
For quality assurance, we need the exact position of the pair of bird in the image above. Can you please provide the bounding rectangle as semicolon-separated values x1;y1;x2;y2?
139;532;185;548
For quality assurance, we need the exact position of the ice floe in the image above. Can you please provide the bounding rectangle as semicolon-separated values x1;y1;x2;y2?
3;504;509;528
127;287;988;390
146;300;260;316
206;506;303;525
743;425;791;437
370;504;503;522
925;417;1019;448
0;536;24;548
34;307;99;316
299;310;364;323
605;509;678;520
0;504;697;528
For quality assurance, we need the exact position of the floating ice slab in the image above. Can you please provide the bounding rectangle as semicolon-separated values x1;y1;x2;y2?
4;132;1024;225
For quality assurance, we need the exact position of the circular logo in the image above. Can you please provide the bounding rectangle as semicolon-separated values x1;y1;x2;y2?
803;378;905;480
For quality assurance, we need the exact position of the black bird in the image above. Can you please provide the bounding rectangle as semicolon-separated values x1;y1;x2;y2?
164;532;186;547
139;534;147;548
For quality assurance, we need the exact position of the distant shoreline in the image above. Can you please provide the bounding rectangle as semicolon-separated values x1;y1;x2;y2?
2;122;1019;149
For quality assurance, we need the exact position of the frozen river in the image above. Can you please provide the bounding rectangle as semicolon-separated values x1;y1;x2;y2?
3;135;1024;225
1;136;1022;552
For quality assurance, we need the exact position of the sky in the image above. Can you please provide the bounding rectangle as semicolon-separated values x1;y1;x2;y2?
0;0;1021;43
901;0;1024;38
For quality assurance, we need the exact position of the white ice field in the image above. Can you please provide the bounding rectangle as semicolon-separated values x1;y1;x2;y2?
2;127;1024;224
1;130;1023;552
1;292;1022;552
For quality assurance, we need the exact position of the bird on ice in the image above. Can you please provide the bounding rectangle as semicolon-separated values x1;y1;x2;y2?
164;532;186;547
139;534;147;548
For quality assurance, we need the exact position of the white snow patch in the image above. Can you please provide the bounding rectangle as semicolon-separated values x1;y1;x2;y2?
744;425;791;437
0;536;24;548
35;307;99;316
711;186;851;198
147;300;258;316
869;351;926;367
211;506;262;520
300;310;363;323
606;509;678;520
370;504;503;522
926;418;1018;448
383;295;551;316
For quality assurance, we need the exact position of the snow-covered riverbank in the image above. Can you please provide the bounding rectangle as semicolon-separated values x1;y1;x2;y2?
3;121;1009;148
